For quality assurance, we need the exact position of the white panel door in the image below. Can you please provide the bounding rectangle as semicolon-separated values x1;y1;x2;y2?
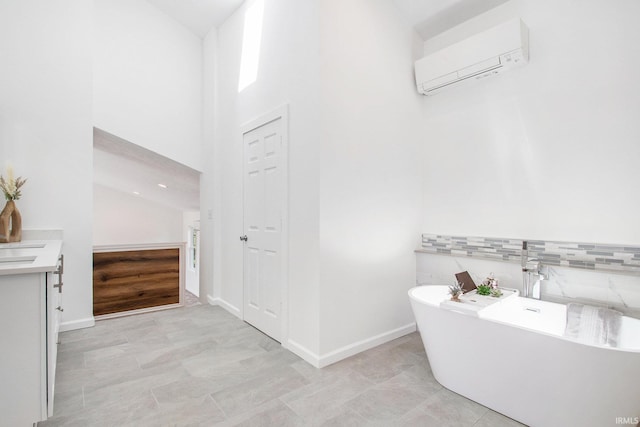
242;117;283;341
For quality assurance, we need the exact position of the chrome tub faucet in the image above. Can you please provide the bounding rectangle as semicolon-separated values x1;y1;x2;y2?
521;241;546;299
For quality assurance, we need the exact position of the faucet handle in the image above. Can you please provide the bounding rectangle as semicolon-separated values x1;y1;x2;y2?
524;259;543;277
524;259;548;279
525;259;540;270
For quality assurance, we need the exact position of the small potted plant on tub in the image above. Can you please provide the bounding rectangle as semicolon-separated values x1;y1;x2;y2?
448;282;464;302
480;273;503;298
476;283;491;296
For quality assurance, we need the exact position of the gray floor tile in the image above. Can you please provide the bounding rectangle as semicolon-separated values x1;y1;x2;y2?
180;348;302;396
121;323;170;345
211;365;309;417
133;395;226;427
347;343;428;384
83;362;189;407
57;334;129;355
136;337;218;369
281;370;373;421
55;347;85;371
39;305;520;427
50;389;84;419
42;390;158;427
474;409;526;427
181;343;270;378
343;371;440;422
316;408;368;427
404;387;489;427
152;375;221;404
227;400;307;427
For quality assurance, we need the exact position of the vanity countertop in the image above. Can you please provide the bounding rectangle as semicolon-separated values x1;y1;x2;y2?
0;240;63;275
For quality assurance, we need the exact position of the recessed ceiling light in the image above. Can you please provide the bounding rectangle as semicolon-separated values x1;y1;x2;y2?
133;191;140;195
158;183;167;189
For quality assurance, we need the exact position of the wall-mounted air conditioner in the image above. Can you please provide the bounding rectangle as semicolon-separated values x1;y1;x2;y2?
415;18;529;96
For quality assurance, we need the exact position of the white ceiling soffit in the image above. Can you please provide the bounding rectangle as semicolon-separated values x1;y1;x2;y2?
145;0;245;37
93;128;200;212
392;0;510;40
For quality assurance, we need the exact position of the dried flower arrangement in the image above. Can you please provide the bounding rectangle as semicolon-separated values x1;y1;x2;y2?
0;167;27;201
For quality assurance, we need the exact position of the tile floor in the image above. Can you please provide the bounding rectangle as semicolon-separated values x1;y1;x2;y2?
184;290;202;307
39;304;525;426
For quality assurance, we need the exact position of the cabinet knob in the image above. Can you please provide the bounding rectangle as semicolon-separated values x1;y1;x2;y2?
56;306;64;312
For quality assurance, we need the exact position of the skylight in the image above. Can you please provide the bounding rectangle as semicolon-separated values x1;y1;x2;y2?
237;0;264;92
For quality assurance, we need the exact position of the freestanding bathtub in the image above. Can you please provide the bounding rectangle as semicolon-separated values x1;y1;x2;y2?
409;285;640;427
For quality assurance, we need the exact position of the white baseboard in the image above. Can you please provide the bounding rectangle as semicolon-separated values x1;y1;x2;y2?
59;317;95;332
286;339;321;368
288;322;417;369
318;322;416;368
203;295;416;368
207;295;241;318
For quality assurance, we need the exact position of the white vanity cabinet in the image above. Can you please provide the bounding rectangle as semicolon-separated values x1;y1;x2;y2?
0;240;63;426
46;255;63;417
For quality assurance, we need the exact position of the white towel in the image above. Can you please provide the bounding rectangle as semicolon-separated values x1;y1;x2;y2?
564;303;622;347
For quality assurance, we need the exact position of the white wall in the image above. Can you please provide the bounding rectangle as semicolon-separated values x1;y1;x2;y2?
0;0;94;330
93;184;183;246
210;0;322;356
94;0;204;172
420;0;640;245
317;0;424;358
209;0;423;365
200;27;218;304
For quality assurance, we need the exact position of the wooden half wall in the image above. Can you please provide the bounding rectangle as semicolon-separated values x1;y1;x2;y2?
93;243;185;318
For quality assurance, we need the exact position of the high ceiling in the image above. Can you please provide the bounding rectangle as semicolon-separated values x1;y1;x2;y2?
145;0;510;41
93;129;200;212
146;0;245;37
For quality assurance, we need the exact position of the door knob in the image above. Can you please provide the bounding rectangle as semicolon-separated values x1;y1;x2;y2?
240;235;248;242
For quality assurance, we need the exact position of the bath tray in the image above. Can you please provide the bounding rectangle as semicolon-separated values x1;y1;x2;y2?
439;288;518;316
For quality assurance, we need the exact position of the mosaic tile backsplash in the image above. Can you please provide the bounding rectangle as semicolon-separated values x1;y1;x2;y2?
420;234;640;274
416;233;640;318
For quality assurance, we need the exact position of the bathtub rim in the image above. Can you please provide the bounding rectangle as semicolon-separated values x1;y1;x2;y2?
409;285;640;353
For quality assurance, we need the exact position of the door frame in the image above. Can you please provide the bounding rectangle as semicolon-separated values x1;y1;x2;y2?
240;104;289;345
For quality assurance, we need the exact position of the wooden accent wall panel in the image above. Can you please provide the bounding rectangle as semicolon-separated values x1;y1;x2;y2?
93;248;180;316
